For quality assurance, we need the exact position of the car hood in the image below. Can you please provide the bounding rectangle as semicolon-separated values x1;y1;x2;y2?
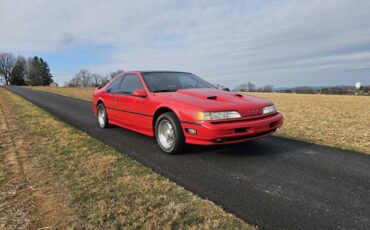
155;88;274;117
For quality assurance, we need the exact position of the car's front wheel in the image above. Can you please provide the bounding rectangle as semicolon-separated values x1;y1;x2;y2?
97;103;109;128
155;112;185;154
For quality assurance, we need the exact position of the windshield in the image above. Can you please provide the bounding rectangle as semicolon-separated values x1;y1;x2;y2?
142;72;215;92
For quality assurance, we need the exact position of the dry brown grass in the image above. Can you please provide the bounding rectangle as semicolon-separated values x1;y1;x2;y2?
31;86;370;154
248;92;370;154
31;86;94;101
1;88;254;229
0;90;74;229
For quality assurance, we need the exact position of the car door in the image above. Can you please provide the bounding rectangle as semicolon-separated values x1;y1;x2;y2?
115;74;152;133
104;76;123;123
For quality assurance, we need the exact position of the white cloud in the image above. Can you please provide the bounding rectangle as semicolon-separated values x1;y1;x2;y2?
1;0;370;87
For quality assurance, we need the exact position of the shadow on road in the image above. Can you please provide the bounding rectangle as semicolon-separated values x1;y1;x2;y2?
183;138;293;157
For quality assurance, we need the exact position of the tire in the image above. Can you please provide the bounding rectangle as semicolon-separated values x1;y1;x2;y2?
97;103;109;128
155;112;185;154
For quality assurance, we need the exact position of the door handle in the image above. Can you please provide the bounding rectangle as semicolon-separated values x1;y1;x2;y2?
114;98;118;102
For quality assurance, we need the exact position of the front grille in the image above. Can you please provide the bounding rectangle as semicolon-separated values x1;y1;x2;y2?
235;127;248;133
214;130;275;143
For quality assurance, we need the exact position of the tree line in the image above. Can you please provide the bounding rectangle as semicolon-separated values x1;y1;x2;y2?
213;82;273;92
233;82;273;92
65;69;124;87
231;81;369;95
0;52;53;86
281;85;370;96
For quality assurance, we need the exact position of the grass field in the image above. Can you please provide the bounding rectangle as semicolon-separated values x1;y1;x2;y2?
30;86;370;154
248;92;370;154
0;88;253;229
31;86;95;101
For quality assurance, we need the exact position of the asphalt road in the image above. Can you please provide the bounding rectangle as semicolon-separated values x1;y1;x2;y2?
5;86;370;230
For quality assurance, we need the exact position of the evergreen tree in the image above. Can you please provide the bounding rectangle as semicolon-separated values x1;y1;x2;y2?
10;56;26;85
40;58;53;86
28;56;42;86
29;56;48;86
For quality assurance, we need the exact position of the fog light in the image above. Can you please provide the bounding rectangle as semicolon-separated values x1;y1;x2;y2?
186;128;197;134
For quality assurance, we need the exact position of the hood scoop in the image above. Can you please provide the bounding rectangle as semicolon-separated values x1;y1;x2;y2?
176;89;234;101
206;96;217;100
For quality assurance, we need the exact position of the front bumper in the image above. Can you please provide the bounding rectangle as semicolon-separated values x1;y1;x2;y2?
182;113;283;145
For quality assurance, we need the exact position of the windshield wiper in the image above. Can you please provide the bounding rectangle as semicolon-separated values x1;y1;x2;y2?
153;89;177;93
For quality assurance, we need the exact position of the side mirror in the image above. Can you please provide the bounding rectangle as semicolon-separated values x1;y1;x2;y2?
223;87;230;91
132;89;147;98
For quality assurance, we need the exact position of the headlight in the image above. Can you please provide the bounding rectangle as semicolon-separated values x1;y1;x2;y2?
197;111;241;121
263;105;276;114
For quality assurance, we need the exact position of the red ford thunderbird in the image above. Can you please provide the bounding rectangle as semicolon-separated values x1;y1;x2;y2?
92;71;283;154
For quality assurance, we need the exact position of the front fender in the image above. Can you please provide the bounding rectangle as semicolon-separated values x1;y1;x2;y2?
154;103;198;125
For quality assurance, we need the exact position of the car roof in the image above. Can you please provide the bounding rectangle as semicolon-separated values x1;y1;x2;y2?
127;70;191;74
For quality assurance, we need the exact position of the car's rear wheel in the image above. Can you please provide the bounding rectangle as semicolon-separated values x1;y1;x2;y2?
155;112;185;154
97;103;109;128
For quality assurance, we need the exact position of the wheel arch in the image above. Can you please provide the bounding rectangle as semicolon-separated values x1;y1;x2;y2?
96;99;104;107
94;98;106;117
152;107;180;131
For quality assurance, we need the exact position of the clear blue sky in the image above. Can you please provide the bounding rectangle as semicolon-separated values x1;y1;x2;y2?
1;0;370;88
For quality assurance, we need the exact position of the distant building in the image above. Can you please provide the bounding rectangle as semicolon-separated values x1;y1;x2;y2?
50;82;58;87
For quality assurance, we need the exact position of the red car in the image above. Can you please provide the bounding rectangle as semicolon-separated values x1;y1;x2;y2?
93;71;283;154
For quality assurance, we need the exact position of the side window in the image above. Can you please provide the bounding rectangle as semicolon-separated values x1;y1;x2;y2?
106;76;122;93
118;74;144;95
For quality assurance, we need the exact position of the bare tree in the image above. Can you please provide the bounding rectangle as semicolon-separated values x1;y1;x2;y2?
247;82;256;92
100;75;111;86
109;70;124;80
66;69;93;87
258;85;274;92
214;83;225;89
91;73;103;86
66;77;79;87
75;69;92;87
0;53;16;85
66;69;125;87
